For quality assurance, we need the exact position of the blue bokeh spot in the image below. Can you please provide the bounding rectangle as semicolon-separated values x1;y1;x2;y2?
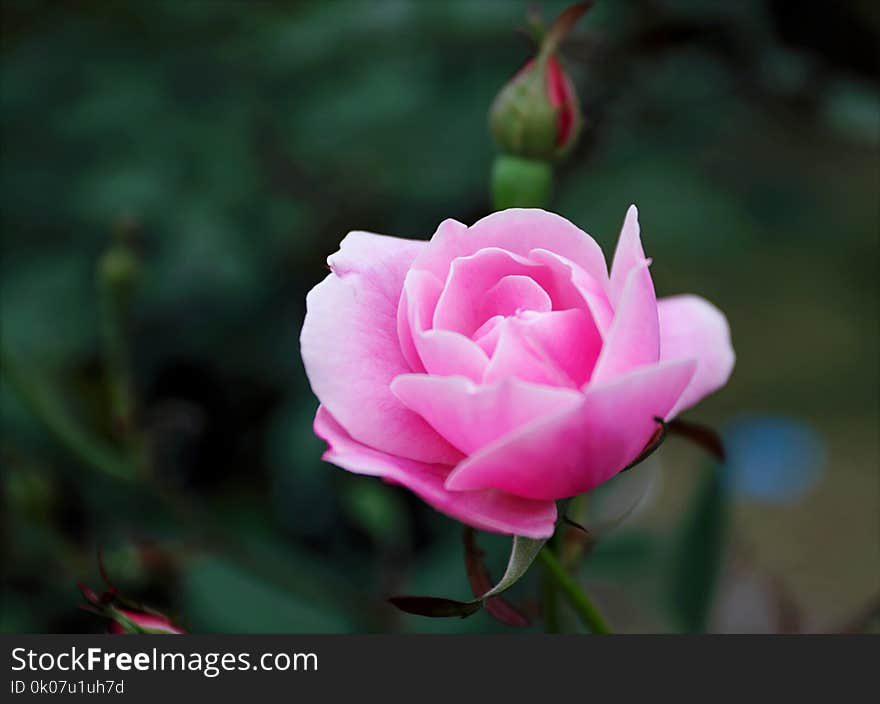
720;415;826;503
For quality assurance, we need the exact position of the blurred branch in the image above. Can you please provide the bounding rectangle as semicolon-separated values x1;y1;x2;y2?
97;219;143;468
1;348;382;628
541;560;562;633
0;349;133;481
669;465;728;632
838;592;880;634
148;479;384;629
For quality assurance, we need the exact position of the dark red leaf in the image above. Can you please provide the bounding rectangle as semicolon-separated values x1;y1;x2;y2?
667;419;726;461
485;597;530;628
561;515;589;534
545;2;595;51
387;596;482;619
96;547;119;594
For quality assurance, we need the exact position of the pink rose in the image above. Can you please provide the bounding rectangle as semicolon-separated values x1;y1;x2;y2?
301;207;734;538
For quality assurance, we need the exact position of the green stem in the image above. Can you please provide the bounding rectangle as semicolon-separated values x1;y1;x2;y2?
491;155;553;210
538;547;611;634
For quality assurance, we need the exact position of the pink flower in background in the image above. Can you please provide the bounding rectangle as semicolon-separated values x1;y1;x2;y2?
300;207;734;538
79;579;185;634
109;610;185;634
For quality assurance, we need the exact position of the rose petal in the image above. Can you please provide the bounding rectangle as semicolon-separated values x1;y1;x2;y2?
417;330;490;382
444;359;697;500
483;316;570;387
315;406;557;538
529;249;614;337
608;204;644;308
481;275;552;319
390;374;582;454
412;209;608;289
301;232;463;465
473;315;504;356
483;309;602;388
395;271;437;374
659;294;735;417
432;248;548;335
590;260;660;384
401;269;489;382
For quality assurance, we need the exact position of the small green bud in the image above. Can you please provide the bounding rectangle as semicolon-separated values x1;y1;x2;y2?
489;3;590;161
489;55;581;161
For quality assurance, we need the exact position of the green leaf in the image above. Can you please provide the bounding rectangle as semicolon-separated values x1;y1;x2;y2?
669;465;728;632
481;535;546;599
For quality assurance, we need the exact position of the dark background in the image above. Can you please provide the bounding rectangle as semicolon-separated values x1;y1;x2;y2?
1;0;878;633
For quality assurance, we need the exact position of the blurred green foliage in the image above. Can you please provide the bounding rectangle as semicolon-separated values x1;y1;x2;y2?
1;0;878;633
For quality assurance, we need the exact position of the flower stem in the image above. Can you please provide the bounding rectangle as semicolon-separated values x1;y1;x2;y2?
538;546;611;634
491;155;553;210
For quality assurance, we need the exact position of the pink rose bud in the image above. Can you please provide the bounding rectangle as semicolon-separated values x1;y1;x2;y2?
545;55;578;150
490;53;581;160
488;3;591;209
109;609;185;634
489;3;589;161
